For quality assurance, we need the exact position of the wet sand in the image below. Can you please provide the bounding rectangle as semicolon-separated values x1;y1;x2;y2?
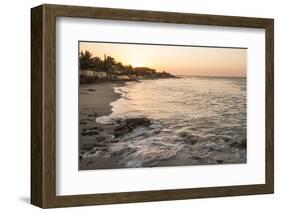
79;83;121;118
79;83;122;170
79;82;153;169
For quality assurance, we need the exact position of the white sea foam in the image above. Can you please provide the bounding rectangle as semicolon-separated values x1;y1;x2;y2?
94;77;247;166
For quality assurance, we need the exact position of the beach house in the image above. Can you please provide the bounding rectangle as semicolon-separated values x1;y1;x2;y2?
80;69;108;78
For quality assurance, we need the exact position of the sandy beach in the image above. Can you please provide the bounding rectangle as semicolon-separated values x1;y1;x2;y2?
79;82;153;169
79;83;122;169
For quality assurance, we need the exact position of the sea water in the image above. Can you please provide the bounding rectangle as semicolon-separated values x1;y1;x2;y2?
96;77;246;167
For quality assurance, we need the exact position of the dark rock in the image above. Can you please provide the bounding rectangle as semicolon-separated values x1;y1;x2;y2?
221;136;231;142
96;136;106;141
115;119;123;124
125;118;151;129
93;143;104;147
86;161;93;166
230;138;246;149
216;160;224;164
241;138;247;148
88;113;98;117
114;117;151;137
81;131;99;136
114;126;131;137
208;147;215;152
184;136;199;145
81;144;95;151
177;132;199;145
88;127;99;130
88;88;96;92
191;155;202;160
230;142;240;148
178;131;189;138
187;135;200;145
90;150;96;154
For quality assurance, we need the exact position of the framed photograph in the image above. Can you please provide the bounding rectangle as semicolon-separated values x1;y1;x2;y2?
31;4;274;208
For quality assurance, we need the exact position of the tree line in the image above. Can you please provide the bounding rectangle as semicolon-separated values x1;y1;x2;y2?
79;50;175;78
79;50;134;74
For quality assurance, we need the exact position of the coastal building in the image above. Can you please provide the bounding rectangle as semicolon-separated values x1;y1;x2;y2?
80;69;94;77
92;71;107;78
112;65;123;74
80;69;107;78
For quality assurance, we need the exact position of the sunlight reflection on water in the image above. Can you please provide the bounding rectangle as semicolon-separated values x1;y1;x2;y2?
95;77;246;166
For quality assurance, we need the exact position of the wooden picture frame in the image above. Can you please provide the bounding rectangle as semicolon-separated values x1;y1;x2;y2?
31;4;274;208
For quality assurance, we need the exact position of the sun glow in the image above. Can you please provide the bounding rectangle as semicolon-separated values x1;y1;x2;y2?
131;60;143;68
80;42;247;77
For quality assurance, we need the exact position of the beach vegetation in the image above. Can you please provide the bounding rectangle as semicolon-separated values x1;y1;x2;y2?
79;50;176;83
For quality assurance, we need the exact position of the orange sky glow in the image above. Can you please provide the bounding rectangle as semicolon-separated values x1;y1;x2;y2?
79;41;247;77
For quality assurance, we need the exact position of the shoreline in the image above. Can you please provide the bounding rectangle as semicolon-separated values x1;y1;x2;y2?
79;82;124;117
79;80;246;170
79;81;159;170
79;81;132;170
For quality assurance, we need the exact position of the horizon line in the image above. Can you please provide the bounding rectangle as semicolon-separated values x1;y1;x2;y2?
79;40;248;50
178;75;246;78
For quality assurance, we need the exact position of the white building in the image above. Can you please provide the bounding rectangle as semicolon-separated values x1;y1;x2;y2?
92;71;107;78
80;70;107;78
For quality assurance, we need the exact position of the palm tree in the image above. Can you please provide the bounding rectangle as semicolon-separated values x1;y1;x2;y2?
103;55;117;78
92;57;103;70
79;51;93;70
103;55;116;70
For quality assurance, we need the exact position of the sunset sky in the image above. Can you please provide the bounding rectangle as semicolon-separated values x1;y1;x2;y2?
79;41;247;77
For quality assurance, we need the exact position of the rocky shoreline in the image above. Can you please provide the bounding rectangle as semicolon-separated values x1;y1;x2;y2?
79;117;153;169
79;82;246;170
79;83;158;169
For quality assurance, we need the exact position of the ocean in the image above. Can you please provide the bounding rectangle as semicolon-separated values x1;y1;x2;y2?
96;77;247;167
